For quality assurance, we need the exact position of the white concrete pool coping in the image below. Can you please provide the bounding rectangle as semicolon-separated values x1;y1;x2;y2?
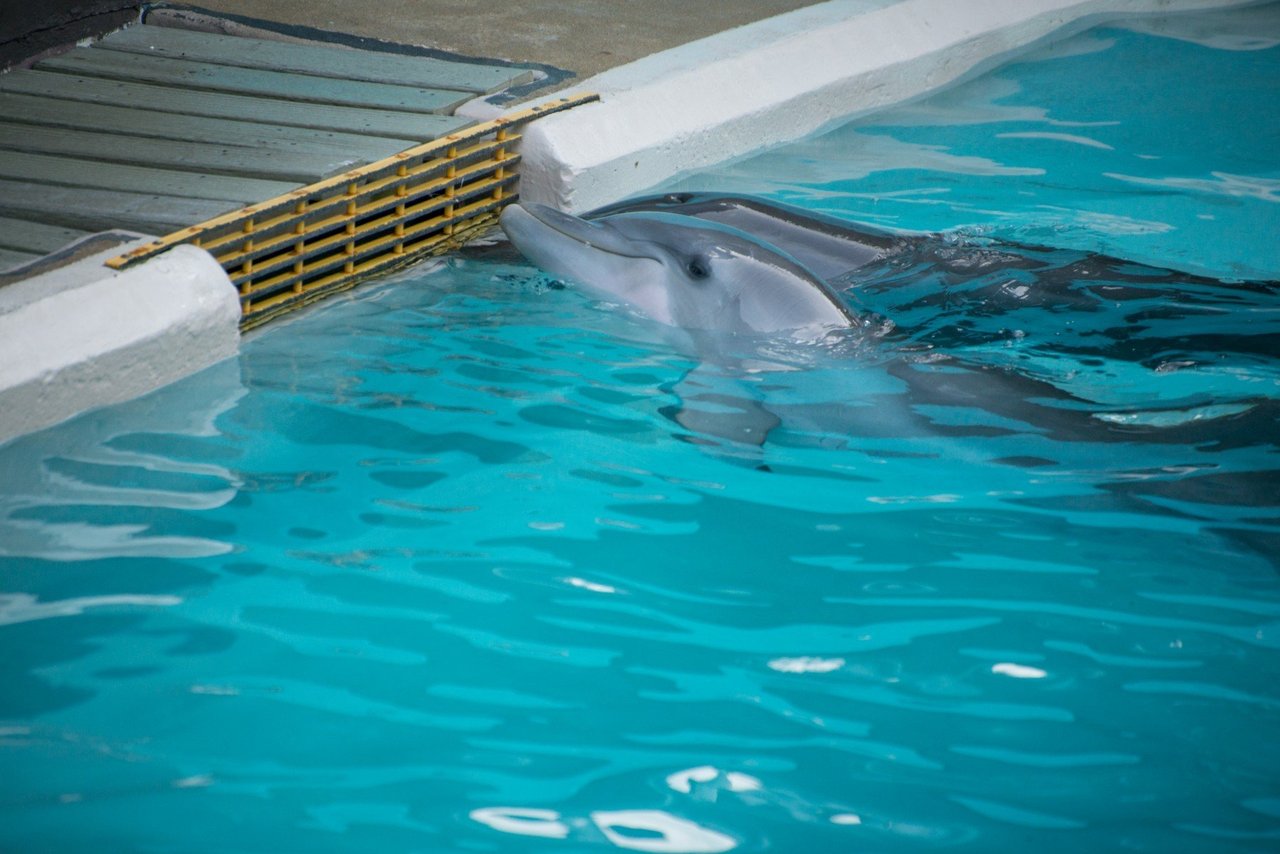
0;240;239;446
0;0;1258;446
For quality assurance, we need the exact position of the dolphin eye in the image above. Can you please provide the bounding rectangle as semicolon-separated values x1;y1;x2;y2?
687;259;711;280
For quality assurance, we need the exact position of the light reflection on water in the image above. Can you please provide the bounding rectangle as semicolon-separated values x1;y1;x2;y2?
472;805;739;852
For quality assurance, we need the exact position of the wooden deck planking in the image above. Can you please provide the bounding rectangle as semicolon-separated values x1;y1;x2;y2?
97;24;535;95
0;92;416;158
0;121;386;183
37;47;472;114
0;151;299;204
0;180;244;235
0;22;534;271
0;72;471;141
0;216;95;255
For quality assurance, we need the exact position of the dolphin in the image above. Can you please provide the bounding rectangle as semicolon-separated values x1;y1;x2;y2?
497;193;1280;452
498;200;862;341
501;192;1243;325
499;195;890;448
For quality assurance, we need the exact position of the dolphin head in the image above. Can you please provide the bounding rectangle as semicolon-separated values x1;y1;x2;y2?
499;203;856;337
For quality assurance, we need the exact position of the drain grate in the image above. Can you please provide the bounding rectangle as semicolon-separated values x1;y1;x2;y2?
106;93;598;330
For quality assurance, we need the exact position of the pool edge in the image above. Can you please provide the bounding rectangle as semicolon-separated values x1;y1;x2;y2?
497;0;1265;213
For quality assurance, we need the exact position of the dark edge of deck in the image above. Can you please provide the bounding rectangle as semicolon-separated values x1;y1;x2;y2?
0;3;138;72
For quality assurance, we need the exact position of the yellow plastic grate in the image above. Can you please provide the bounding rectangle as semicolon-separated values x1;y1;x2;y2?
106;94;598;330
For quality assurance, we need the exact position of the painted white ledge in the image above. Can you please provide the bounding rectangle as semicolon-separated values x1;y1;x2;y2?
0;241;240;446
507;0;1256;213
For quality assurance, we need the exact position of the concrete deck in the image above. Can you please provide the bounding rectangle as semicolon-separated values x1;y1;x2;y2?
176;1;825;83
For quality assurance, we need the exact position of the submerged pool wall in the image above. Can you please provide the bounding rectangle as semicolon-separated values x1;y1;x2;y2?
0;0;1263;447
504;0;1263;213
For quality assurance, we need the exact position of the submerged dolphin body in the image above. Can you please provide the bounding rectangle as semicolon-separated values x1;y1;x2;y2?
498;199;863;340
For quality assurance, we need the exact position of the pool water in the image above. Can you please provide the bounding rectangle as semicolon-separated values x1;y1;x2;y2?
3;7;1279;853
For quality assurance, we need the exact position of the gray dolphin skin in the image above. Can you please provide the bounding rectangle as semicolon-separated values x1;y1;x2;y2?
498;198;862;339
584;192;897;281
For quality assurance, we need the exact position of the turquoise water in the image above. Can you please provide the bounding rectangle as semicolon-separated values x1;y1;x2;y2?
3;7;1280;852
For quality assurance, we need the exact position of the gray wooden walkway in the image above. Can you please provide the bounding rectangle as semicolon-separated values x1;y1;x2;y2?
0;22;535;271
